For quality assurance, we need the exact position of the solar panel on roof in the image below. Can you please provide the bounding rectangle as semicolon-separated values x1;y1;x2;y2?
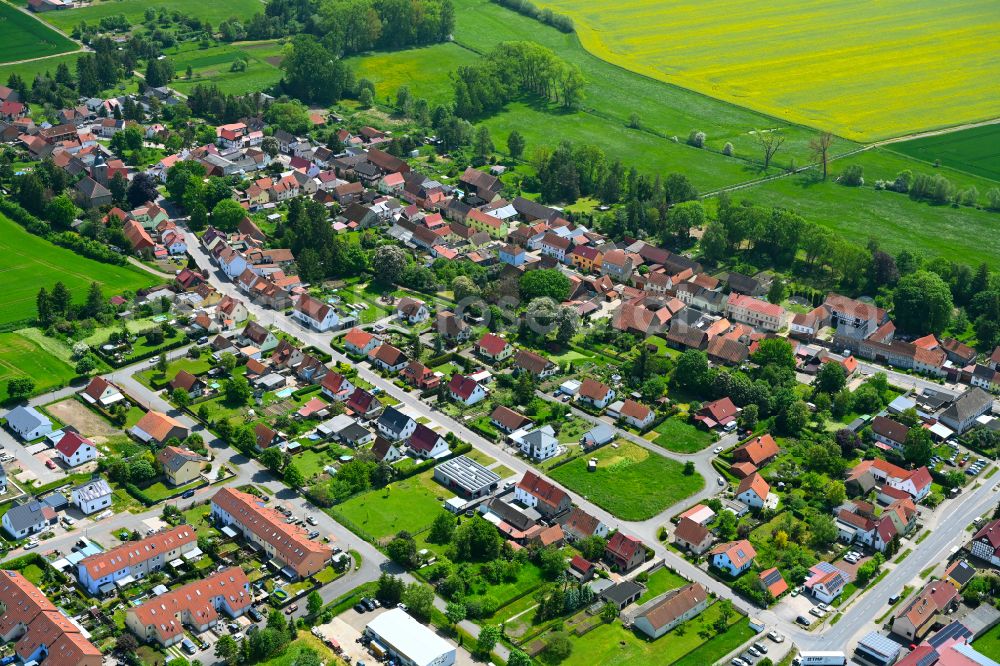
928;620;972;647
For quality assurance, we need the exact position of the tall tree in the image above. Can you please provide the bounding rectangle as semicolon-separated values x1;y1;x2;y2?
809;132;834;180
755;130;785;170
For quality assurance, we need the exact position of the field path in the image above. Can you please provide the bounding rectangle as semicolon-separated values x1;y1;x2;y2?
127;256;175;280
869;116;1000;148
0;47;86;66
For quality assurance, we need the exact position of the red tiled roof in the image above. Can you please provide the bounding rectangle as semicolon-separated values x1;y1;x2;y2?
79;525;197;581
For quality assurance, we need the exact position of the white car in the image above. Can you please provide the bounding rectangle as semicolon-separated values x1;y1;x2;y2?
24;540;38;550
713;446;723;454
767;630;784;643
717;477;726;486
817;602;830;612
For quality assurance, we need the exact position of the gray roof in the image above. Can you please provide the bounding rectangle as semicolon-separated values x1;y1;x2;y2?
583;423;615;445
74;478;112;502
5;405;51;432
601;580;644;605
941;387;992;424
5;501;49;531
338;422;372;443
434;455;501;494
378;406;412;433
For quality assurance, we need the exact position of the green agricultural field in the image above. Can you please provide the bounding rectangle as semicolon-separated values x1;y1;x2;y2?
347;43;470;107
890;125;1000;182
0;331;76;401
549;442;703;520
334;468;453;540
167;40;286;96
530;0;1000;141
0;52;81;89
34;0;265;33
0;214;156;326
733;148;1000;268
0;2;77;63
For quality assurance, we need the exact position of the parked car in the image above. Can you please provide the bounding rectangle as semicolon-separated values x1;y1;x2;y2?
45;459;56;469
308;530;320;539
809;607;824;618
354;603;367;613
182;489;196;499
248;608;263;622
753;642;769;654
888;593;901;604
767;630;784;643
731;659;749;666
747;647;761;658
306;515;318;525
817;602;830;612
24;540;38;550
796;615;812;626
284;604;298;615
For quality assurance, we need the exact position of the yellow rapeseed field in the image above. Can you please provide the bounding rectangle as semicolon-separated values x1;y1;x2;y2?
532;0;1000;141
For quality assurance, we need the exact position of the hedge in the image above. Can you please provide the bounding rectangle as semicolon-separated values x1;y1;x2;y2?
0;198;128;265
303;346;332;363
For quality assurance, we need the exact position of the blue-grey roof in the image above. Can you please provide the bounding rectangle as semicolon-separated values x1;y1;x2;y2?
856;631;901;659
378;406;412;431
74;479;112;502
4;501;48;532
4;406;51;432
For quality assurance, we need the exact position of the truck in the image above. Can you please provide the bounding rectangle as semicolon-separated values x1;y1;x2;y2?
793;652;847;666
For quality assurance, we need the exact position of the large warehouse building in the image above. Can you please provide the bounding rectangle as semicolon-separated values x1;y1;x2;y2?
365;608;456;666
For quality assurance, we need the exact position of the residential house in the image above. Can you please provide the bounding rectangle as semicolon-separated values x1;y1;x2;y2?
513;349;558;378
693;397;738;429
0;570;101;666
400;361;440;390
939;387;993;434
726;293;788;332
577;378;615;410
71;478;113;515
758;568;789;599
240;322;278;353
169;370;205;399
130;411;189;444
490;405;532;434
514;470;571;518
253;424;282;450
293;294;340;332
370;436;402;463
376;407;417;441
891;581;959;642
674;517;714;555
4;405;53;441
449;374;488;406
632;584;709;640
970;520;1000;566
211;487;332;578
605;532;646;572
54;432;97;468
710;540;756;576
601;249;636;283
732;435;780;469
435;312;471;342
736;473;771;509
560;507;609;541
343;328;381;356
80;376;124;407
618;399;654;429
369;344;408;372
396;297;429;324
125;567;251;646
320;371;355;401
459;167;502;204
2;501;56;539
499;244;526;267
156;446;204;486
804;562;849;604
871;416;909;451
478;333;513;362
407;423;449;459
513;425;559;461
570;245;603;273
346;388;382;419
540;233;571;262
849;458;932;501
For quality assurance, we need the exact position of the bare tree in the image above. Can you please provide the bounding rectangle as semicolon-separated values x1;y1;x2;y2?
809;132;834;180
755;130;785;170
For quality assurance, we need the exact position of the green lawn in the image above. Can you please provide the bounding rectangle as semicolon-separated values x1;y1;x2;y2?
181;504;217;537
974;622;1000;659
549;442;703;520
636;567;687;604
140;478;202;502
168;40;286;96
651;417;715;453
0;213;156;327
253;633;340;666
135;356;213;389
347;42;471;107
560;603;747;666
891;124;1000;182
335;468;453;540
0;1;77;62
733;148;1000;267
34;0;265;32
0;330;76;401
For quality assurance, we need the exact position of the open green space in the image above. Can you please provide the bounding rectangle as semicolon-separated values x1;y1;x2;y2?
890;124;1000;182
347;42;471;107
0;2;77;62
0;213;157;326
0;52;81;93
140;478;201;502
167;40;285;96
974;623;1000;659
560;603;748;666
549;441;703;520
135;356;213;389
254;632;340;666
734;148;1000;268
650;417;714;453
34;0;265;32
334;468;452;540
0;330;76;401
530;0;1000;141
636;567;686;604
